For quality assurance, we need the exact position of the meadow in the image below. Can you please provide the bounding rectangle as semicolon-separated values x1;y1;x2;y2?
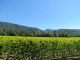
0;36;80;60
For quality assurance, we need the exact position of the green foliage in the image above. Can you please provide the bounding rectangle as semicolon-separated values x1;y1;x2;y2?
70;32;80;37
53;30;58;37
0;21;80;37
59;30;69;37
0;36;80;60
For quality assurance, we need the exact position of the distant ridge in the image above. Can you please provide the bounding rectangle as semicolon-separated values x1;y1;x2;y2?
0;21;42;32
0;21;80;34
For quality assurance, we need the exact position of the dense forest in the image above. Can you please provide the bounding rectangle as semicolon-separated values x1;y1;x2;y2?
0;21;80;37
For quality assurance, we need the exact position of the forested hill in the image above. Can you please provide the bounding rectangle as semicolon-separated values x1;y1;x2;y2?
0;21;80;37
58;29;80;34
45;29;80;34
0;21;42;31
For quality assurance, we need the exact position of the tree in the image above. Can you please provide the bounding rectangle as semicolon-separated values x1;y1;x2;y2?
59;30;68;37
53;30;58;37
0;29;3;35
70;32;80;37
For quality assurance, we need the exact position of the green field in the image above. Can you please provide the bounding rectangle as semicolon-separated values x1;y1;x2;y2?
0;36;80;60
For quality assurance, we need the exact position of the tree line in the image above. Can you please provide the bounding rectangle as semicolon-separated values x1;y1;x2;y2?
0;29;80;37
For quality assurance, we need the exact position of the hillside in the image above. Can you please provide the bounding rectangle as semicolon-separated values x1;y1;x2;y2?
45;29;80;34
0;21;42;32
0;21;80;36
58;29;80;34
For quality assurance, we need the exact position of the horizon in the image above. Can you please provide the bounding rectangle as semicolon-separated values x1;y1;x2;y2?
0;0;80;30
1;21;80;30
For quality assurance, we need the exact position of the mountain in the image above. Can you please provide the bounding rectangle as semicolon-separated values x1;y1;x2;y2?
0;21;80;33
45;29;80;34
45;29;53;32
58;29;80;34
0;21;80;36
0;21;42;32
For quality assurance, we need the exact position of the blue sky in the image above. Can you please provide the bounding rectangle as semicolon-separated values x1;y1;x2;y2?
0;0;80;30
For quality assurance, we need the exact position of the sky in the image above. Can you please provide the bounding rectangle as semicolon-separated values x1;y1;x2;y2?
0;0;80;30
